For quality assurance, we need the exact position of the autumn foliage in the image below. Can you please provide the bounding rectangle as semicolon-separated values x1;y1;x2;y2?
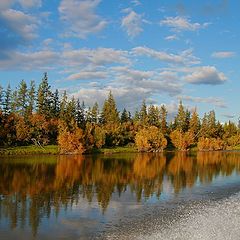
135;126;167;152
0;73;240;152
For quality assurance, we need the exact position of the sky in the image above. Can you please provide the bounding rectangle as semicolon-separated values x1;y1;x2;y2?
0;0;240;121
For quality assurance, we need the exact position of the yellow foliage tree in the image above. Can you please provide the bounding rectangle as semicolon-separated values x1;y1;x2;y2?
135;126;167;152
170;129;194;151
58;121;85;154
197;137;226;151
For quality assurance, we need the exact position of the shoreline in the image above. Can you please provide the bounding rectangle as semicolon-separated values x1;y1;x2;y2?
1;145;240;156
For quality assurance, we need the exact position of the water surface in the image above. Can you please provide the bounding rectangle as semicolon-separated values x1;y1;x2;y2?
0;151;240;239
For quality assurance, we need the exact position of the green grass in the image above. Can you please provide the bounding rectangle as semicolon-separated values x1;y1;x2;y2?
91;146;138;154
0;145;59;155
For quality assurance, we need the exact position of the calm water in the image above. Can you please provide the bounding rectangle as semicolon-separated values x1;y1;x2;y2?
1;152;240;239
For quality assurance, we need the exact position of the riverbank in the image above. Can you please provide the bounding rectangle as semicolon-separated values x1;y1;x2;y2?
1;144;240;156
0;145;59;155
0;145;138;156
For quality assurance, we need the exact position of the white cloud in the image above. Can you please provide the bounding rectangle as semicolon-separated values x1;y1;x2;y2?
67;71;107;80
132;46;200;65
18;0;42;8
184;66;227;85
121;10;143;38
59;0;107;38
131;0;141;6
160;16;209;32
211;51;236;59
0;50;59;70
111;67;182;96
179;95;227;108
165;35;178;41
0;8;38;40
222;114;235;119
71;86;149;110
63;48;130;67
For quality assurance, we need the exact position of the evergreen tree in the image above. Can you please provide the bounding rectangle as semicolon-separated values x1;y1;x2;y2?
139;99;148;125
3;84;11;115
60;90;67;119
189;108;200;138
88;102;99;124
37;73;53;118
27;80;35;116
0;85;3;110
101;91;119;124
120;108;129;123
159;105;168;134
174;101;188;132
53;89;60;118
11;89;18;113
76;100;86;128
17;80;28;116
148;105;160;127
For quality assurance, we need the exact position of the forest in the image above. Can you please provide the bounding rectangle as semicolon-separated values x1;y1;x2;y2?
0;73;239;154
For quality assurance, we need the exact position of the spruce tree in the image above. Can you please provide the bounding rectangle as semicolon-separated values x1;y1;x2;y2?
148;105;160;127
120;108;129;123
3;84;11;115
0;85;3;110
17;80;28;116
101;91;119;124
27;80;35;116
159;105;168;134
139;99;148;125
37;72;53;118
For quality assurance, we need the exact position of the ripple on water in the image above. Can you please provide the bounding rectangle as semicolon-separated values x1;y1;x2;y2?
100;193;240;240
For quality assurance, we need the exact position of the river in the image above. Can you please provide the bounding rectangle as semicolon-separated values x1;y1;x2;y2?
0;151;240;239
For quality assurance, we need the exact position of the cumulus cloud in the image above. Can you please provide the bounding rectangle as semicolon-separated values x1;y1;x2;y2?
121;9;144;38
132;46;200;65
63;48;130;67
59;0;107;38
111;67;182;96
67;71;107;80
0;50;59;70
160;16;209;32
71;86;149;110
211;51;235;58
185;66;227;85
179;95;227;108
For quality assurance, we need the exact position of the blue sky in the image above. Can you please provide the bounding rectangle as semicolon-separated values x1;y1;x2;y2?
0;0;239;121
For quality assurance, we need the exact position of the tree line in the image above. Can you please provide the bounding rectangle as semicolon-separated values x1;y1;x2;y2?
0;73;239;153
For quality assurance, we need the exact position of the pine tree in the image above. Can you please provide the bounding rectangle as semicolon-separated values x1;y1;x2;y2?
17;80;28;116
139;99;148;125
174;101;188;132
11;89;18;113
101;91;119;124
3;84;11;115
189;108;200;138
88;102;99;124
0;85;3;110
60;90;67;121
53;89;60;118
37;73;53;118
120;108;129;123
148;105;160;127
76;100;86;128
27;80;35;116
159;105;168;134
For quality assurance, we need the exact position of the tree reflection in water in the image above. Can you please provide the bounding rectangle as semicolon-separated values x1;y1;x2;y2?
0;152;240;235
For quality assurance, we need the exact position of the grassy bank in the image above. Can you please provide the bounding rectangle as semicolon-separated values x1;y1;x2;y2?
0;145;137;156
91;146;138;154
0;145;59;155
